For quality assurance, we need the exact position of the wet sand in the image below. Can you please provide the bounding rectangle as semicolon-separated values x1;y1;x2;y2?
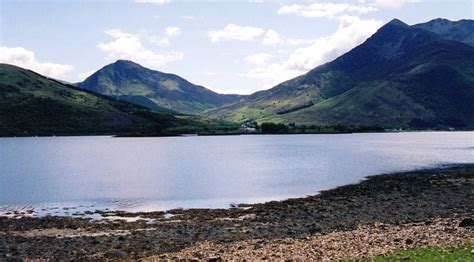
0;165;473;260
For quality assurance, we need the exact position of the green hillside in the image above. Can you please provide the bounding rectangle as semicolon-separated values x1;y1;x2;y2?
0;64;235;136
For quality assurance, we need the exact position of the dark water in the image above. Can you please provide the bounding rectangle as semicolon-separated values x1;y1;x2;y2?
0;132;473;214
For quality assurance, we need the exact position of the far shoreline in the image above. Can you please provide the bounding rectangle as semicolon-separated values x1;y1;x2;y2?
0;129;473;139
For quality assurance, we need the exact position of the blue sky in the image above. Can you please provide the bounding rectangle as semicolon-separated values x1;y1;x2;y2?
1;0;472;94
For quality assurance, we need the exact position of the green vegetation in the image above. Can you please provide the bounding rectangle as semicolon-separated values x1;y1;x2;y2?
0;64;238;137
368;245;474;261
79;60;243;114
161;115;240;136
222;107;276;123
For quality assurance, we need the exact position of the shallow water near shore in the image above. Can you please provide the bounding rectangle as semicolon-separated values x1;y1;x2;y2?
0;132;473;216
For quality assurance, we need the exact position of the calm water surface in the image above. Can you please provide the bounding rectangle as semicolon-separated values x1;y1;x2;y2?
0;132;473;214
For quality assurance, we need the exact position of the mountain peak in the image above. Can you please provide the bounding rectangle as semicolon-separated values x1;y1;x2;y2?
107;59;149;73
112;59;140;68
386;18;409;28
431;17;450;22
114;59;134;64
79;60;243;114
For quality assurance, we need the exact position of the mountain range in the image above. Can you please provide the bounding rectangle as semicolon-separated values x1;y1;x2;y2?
207;18;474;128
78;60;243;114
1;18;473;136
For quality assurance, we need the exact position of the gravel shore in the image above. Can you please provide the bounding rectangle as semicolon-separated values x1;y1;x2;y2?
1;165;473;260
151;217;473;261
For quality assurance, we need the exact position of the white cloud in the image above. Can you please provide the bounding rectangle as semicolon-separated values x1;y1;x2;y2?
242;17;383;88
208;24;265;42
98;29;183;68
208;25;288;46
135;0;170;5
208;25;309;47
244;53;273;66
278;3;377;19
0;46;73;79
375;0;419;8
241;63;302;90
262;30;282;45
285;16;382;71
165;26;181;37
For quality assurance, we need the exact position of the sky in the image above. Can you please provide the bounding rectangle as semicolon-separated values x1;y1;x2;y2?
1;0;473;94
